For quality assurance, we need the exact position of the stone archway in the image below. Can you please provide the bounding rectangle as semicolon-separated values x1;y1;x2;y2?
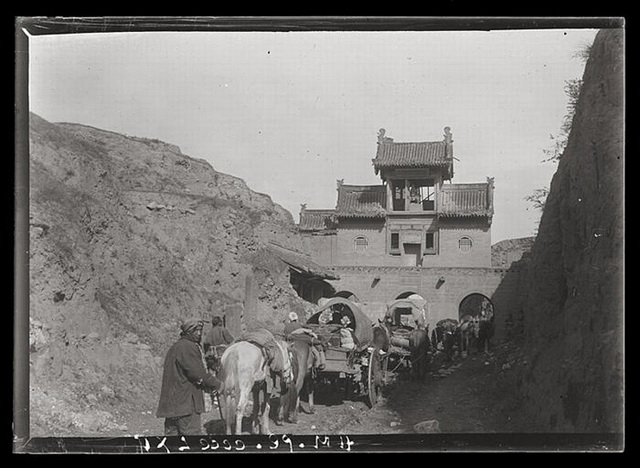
458;293;494;320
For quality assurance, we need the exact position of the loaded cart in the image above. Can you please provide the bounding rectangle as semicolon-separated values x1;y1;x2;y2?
380;297;432;380
305;297;387;407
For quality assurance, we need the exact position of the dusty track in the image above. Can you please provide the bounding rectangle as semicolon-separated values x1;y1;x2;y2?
116;342;525;438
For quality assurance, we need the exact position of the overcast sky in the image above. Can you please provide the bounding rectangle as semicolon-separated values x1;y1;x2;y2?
27;28;598;244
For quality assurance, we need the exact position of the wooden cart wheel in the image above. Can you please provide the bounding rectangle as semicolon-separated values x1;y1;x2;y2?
381;350;389;384
367;347;384;408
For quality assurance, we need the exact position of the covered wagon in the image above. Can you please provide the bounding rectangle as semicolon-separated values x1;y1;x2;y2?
305;297;386;407
381;297;432;380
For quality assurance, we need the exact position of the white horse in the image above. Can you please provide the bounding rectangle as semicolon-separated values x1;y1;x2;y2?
219;339;293;435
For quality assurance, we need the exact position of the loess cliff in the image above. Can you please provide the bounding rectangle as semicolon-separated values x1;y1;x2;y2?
28;113;314;436
515;29;624;433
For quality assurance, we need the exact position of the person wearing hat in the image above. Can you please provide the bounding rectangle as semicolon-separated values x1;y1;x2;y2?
284;311;302;335
156;318;222;436
203;315;235;372
204;316;235;348
284;311;326;371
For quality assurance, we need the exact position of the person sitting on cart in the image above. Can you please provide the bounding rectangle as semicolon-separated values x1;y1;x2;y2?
339;316;357;350
285;312;326;370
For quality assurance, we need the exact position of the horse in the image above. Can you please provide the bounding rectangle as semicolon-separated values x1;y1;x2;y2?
218;339;293;435
277;337;319;424
458;315;480;356
205;344;229;374
433;318;459;361
408;325;431;381
477;310;495;353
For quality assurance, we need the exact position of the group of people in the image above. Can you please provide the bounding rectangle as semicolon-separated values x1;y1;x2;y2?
156;311;326;436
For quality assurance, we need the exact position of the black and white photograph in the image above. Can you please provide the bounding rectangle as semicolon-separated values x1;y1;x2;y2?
14;17;624;453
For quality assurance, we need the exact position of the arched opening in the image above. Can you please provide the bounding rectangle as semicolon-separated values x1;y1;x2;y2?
458;293;495;353
458;293;494;320
333;290;360;302
392;292;425;326
395;291;418;300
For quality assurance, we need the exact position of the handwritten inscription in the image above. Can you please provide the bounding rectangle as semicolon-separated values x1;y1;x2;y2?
133;434;355;453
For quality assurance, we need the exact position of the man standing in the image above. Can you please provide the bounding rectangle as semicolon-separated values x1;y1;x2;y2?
203;315;234;372
156;318;222;436
203;316;234;349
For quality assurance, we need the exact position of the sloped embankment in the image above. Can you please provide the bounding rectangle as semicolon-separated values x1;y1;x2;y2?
28;113;313;436
514;29;624;433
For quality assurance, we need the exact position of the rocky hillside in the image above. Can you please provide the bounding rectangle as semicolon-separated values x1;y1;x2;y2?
514;29;624;433
28;113;315;436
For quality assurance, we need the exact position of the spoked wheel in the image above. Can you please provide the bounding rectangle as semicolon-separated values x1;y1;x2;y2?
381;351;389;384
366;347;386;408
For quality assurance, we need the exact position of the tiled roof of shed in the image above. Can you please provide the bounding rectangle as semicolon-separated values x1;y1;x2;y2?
373;140;451;169
298;209;336;231
267;242;339;280
439;183;493;218
335;184;387;218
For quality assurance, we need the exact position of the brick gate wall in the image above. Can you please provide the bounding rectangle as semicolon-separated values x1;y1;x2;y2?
327;266;523;341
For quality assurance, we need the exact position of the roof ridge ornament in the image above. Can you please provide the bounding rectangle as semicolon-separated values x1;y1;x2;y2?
444;126;453;144
444;126;454;164
377;128;393;144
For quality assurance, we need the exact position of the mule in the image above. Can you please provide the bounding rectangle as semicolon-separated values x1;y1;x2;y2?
458;315;480;356
408;326;431;381
433;318;459;361
277;338;319;425
373;320;391;352
219;339;293;435
477;311;495;353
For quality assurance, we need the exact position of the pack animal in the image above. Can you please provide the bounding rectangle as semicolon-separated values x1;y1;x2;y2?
477;310;495;353
277;338;319;424
408;326;431;381
432;318;459;361
458;315;480;355
218;339;293;435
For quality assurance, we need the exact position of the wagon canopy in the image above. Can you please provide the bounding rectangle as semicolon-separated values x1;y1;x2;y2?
307;297;374;345
385;298;428;329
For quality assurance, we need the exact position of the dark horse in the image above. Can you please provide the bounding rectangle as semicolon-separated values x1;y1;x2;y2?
432;318;459;361
277;338;318;424
408;326;431;381
477;310;495;353
375;319;429;381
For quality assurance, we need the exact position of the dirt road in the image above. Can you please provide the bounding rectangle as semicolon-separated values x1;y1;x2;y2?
120;341;525;437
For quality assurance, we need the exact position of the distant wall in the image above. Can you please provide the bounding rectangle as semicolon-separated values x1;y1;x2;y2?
301;233;335;266
334;219;386;266
428;219;492;268
328;265;522;339
302;217;492;268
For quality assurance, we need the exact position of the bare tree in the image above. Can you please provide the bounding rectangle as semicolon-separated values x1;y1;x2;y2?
525;39;593;223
